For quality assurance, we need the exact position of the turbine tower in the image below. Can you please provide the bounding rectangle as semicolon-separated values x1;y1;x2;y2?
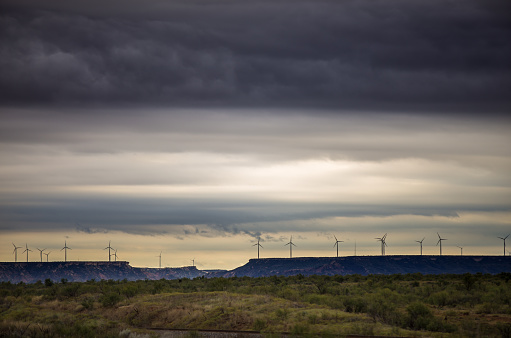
285;236;296;258
333;235;344;257
253;237;263;259
104;241;114;262
22;243;32;262
498;235;510;256
436;233;447;256
375;233;387;256
44;251;51;262
157;252;162;268
415;238;425;255
457;246;463;256
12;243;22;262
61;241;71;262
37;248;46;262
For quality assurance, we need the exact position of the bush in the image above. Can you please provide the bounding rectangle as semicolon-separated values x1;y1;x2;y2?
100;292;122;307
291;323;310;336
253;318;267;331
343;297;367;313
367;295;400;325
404;302;433;330
81;297;94;310
275;308;289;320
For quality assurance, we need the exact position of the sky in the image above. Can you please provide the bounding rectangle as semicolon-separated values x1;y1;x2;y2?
1;0;510;269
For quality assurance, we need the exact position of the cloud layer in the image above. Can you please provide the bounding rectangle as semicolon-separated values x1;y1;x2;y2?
1;0;510;112
1;109;509;235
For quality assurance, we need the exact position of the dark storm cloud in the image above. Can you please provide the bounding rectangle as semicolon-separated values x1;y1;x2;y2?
1;0;510;112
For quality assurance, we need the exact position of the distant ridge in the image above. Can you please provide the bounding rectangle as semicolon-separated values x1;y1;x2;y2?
218;256;511;278
0;261;207;284
1;256;510;283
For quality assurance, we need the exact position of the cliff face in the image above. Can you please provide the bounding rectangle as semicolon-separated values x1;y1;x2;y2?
220;256;511;278
0;261;207;283
1;256;510;283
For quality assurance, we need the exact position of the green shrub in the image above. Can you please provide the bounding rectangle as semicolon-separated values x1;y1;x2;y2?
253;318;267;331
367;295;400;325
275;308;289;320
81;297;95;310
291;322;310;336
403;302;434;330
100;292;122;307
343;297;367;313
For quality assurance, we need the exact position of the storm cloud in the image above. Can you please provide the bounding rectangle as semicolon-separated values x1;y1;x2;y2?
1;0;510;112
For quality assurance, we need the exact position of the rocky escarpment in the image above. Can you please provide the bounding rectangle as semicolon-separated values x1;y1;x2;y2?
218;255;511;278
0;261;209;283
2;256;510;283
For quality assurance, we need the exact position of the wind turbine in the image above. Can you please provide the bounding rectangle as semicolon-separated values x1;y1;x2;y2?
457;246;463;256
285;236;296;258
111;249;119;262
37;248;46;262
415;238;425;255
157;252;162;268
104;241;114;262
12;243;22;262
436;233;447;256
375;233;387;256
22;243;32;262
498;235;510;256
44;251;51;262
61;241;71;262
253;237;263;259
333;235;344;257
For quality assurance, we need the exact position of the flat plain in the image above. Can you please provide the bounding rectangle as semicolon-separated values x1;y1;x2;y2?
1;273;511;337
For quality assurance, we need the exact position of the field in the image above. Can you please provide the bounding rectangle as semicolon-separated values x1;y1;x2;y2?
1;273;511;337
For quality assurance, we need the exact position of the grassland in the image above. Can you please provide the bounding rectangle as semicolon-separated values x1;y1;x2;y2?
1;273;511;337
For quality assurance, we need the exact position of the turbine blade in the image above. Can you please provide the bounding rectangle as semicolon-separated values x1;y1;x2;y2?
334;235;338;241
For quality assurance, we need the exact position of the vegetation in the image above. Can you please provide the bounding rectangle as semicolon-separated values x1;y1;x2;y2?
1;272;511;337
